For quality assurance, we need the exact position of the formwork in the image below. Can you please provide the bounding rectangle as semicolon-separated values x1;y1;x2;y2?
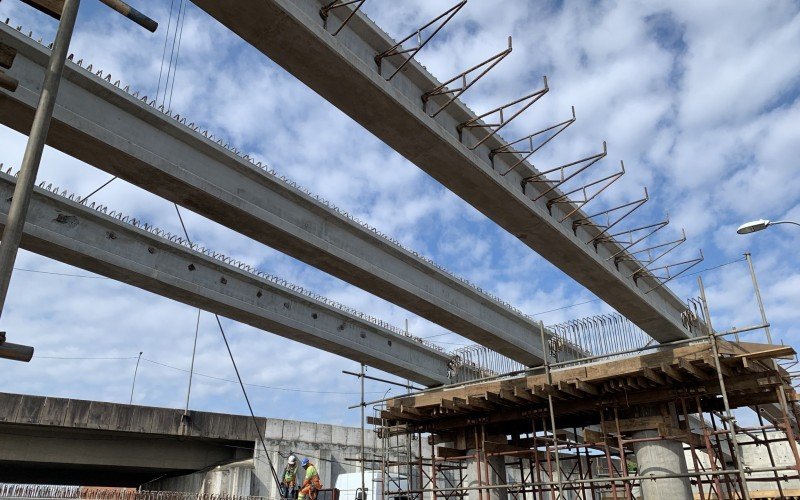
372;295;800;500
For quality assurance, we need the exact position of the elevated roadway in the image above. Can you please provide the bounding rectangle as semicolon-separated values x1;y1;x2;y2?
0;21;553;366
189;0;694;343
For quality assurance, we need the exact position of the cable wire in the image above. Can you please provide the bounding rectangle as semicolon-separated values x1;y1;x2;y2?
154;0;176;105
167;0;188;110
13;267;109;279
81;175;117;204
215;314;282;490
162;0;186;108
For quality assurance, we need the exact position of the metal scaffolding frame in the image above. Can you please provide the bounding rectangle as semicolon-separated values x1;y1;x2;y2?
373;281;800;500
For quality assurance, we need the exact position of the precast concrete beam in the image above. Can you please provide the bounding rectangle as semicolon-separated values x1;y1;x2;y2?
0;173;452;386
187;0;693;342
0;21;553;365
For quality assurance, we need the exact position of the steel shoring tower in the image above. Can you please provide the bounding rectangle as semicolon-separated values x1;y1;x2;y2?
373;315;800;500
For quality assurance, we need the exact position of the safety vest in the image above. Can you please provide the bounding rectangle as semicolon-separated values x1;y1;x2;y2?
305;464;319;482
284;465;297;482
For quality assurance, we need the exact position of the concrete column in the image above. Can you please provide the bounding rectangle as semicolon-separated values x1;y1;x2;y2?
318;448;333;489
632;429;692;500
464;451;507;500
253;446;284;498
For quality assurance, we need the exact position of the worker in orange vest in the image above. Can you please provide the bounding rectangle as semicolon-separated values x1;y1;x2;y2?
298;457;323;500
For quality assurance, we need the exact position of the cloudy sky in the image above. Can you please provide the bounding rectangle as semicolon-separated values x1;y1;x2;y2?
0;0;798;428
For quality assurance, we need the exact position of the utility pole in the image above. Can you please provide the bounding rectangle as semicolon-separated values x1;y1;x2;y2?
0;0;156;360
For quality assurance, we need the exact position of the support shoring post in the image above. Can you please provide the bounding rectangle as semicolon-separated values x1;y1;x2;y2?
418;432;424;500
475;426;484;500
612;407;633;500
696;395;725;498
775;386;800;473
481;425;492;500
574;426;587;500
542;415;555;500
698;275;752;500
361;364;366;500
710;407;738;497
600;409;620;499
755;405;785;498
532;416;543;499
541;320;564;500
431;441;438;500
745;252;772;344
517;457;525;500
583;432;597;500
682;398;708;500
0;0;81;322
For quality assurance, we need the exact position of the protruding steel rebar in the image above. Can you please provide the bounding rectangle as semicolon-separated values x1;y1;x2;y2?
422;36;512;117
547;159;626;222
521;141;606;200
596;217;669;260
458;76;549;150
494;107;576;175
572;187;649;242
320;0;366;37
622;228;688;274
375;0;468;81
640;249;704;294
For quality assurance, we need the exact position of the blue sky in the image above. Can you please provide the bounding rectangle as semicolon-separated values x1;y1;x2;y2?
0;0;799;426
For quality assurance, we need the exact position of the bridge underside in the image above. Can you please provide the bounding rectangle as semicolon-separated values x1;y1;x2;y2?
0;423;253;487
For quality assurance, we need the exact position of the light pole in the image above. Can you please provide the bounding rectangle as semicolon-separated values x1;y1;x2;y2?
737;219;800;235
0;0;156;362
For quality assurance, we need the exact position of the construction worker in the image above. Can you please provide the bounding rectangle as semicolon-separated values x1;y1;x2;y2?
281;455;299;499
298;457;323;500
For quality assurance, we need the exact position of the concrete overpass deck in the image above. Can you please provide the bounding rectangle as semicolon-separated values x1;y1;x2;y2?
0;392;367;490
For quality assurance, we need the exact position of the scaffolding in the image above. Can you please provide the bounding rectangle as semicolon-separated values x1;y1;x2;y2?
372;280;800;500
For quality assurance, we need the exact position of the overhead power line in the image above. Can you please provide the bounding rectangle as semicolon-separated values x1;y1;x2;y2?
31;353;382;395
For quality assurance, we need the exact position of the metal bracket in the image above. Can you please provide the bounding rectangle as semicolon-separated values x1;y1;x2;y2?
458;76;549;150
375;0;468;81
521;141;606;200
546;160;625;222
320;0;366;37
422;36;512;117
494;106;576;175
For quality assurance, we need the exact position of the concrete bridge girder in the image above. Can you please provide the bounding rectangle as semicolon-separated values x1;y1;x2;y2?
0;21;550;366
189;0;693;343
0;173;453;385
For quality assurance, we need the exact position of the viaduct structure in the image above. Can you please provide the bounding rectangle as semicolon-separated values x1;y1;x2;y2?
0;1;798;499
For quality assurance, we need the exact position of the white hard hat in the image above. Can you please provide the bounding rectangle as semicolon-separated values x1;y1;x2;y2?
288;455;297;465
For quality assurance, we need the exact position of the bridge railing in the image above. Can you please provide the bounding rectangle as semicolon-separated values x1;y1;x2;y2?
0;484;267;500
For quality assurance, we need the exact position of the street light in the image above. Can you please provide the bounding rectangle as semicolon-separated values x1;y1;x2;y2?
737;219;800;235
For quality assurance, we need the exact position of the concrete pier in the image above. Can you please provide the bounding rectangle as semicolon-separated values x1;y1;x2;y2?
632;429;693;499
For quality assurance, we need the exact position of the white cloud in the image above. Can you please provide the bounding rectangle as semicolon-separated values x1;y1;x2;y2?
0;0;798;428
